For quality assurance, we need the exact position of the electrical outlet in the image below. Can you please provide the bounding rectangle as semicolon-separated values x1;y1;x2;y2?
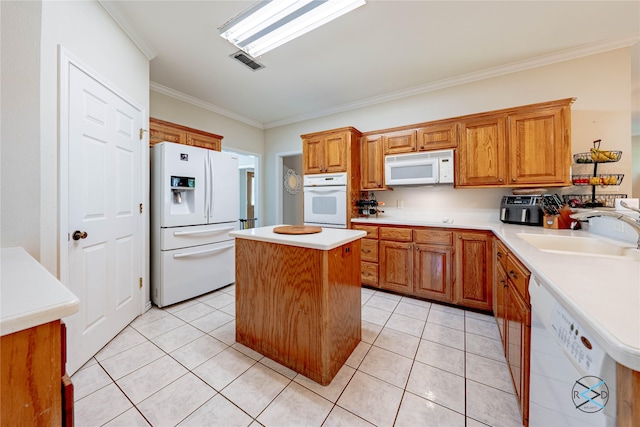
397;200;404;208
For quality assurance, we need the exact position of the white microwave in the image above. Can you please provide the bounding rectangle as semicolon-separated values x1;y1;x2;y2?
385;149;454;186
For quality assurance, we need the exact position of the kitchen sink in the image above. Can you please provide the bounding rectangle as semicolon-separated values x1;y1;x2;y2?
517;233;640;260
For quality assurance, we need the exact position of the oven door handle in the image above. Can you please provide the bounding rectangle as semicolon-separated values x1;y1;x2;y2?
304;187;346;194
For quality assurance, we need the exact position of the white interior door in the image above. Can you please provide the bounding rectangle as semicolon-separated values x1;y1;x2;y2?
65;63;142;374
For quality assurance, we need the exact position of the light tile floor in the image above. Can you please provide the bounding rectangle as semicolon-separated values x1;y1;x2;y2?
72;286;523;427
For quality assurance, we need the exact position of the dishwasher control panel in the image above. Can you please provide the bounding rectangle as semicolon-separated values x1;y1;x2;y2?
549;303;605;375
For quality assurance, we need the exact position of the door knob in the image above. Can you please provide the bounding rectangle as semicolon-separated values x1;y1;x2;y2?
72;230;88;240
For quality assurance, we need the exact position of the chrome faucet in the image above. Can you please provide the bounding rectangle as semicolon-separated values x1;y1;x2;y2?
570;201;640;250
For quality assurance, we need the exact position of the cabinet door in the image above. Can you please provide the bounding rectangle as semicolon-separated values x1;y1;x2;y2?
361;135;385;189
379;241;412;294
361;261;379;287
457;115;507;187
494;262;508;350
508;106;570;186
506;284;531;425
383;130;417;154
187;132;221;151
417;122;458;151
303;136;325;174
454;231;492;310
323;133;348;173
361;238;378;262
413;244;453;303
149;121;186;146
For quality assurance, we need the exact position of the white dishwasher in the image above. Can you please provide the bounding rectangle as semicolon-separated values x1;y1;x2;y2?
529;276;616;427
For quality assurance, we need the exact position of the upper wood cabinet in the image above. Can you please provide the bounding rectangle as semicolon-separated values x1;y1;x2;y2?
383;129;417;154
508;105;571;186
457;114;508;186
417;121;458;151
456;98;574;188
360;134;385;190
302;127;361;175
149;118;222;151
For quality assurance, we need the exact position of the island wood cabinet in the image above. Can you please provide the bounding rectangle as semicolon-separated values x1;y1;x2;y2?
493;237;531;426
302;127;361;175
234;236;361;386
360;134;385;190
354;224;489;310
149;118;222;151
456;98;574;188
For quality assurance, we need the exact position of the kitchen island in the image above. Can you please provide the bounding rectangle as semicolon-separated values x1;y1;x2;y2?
230;225;366;385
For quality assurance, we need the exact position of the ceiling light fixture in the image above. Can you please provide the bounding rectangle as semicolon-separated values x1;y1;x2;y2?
219;0;366;58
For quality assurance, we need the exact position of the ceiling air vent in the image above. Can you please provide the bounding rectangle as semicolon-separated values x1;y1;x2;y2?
230;51;265;71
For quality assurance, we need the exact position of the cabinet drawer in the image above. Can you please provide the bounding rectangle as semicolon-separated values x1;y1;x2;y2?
507;256;530;302
361;262;378;286
352;225;379;239
414;229;453;246
361;239;378;262
495;239;509;271
379;227;412;242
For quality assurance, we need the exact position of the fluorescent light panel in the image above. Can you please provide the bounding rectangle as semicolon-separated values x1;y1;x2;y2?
220;0;366;57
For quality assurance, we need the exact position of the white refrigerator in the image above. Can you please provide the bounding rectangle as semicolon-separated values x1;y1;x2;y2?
151;142;239;307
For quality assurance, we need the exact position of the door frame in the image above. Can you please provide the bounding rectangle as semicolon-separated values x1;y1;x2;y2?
58;47;149;314
223;149;261;228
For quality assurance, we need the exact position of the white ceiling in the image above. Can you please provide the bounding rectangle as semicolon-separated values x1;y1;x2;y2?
101;1;640;130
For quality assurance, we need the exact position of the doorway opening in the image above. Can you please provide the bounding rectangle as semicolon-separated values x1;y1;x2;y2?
275;151;303;225
224;150;260;229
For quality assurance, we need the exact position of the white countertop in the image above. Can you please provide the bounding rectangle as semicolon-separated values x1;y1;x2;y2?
353;209;640;371
230;225;367;250
1;247;80;336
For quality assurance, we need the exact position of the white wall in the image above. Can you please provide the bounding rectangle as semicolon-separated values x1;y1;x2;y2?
1;1;42;258
149;91;265;222
0;0;150;277
263;48;634;224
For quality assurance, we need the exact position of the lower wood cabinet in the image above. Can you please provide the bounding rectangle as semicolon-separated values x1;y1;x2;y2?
493;237;531;426
413;243;453;302
355;224;490;311
454;231;493;311
1;320;72;427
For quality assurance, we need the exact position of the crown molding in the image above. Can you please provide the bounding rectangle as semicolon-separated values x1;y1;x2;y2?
99;0;158;60
148;34;638;131
264;34;640;129
150;82;264;129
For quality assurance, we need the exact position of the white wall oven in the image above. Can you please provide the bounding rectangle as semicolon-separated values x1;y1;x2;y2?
303;173;348;229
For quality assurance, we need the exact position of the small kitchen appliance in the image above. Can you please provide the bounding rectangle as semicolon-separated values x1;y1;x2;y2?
384;149;454;186
500;195;544;226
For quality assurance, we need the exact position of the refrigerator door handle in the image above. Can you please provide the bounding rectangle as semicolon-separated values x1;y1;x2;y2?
173;226;235;236
173;244;234;259
203;155;209;220
209;154;215;221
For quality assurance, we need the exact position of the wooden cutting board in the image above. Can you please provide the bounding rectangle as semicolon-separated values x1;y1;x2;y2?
273;225;322;235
